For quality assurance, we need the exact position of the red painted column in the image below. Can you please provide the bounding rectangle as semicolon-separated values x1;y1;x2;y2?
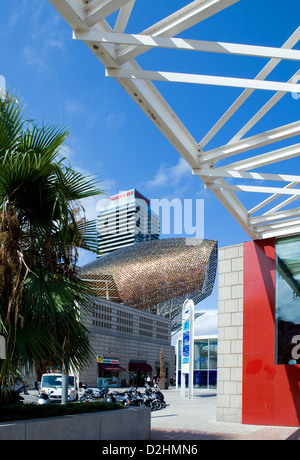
243;239;300;426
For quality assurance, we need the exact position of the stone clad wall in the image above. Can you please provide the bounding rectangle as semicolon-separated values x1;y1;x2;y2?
216;244;243;423
79;297;175;387
0;407;151;440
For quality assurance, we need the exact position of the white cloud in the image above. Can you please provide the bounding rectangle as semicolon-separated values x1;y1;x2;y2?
77;247;97;267
17;4;68;72
60;145;74;161
74;176;116;223
22;46;48;71
144;157;191;189
79;196;101;223
7;1;28;28
194;309;218;336
105;110;126;130
171;309;218;345
65;99;126;132
65;100;97;127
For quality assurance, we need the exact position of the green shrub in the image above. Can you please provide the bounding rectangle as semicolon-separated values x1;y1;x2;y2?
0;401;124;423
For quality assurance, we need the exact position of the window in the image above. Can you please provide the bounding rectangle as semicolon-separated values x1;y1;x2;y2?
41;375;75;388
275;236;300;364
194;340;209;370
178;338;217;388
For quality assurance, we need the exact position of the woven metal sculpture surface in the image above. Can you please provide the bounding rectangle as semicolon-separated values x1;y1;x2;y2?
81;238;217;333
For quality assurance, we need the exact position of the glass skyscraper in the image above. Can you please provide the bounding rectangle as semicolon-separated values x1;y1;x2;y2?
97;189;159;256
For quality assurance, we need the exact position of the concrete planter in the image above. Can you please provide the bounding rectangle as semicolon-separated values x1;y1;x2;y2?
0;406;151;440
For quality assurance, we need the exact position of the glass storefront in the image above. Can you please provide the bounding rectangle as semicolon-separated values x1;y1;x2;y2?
275;236;300;364
97;356;126;387
97;369;119;388
177;336;218;388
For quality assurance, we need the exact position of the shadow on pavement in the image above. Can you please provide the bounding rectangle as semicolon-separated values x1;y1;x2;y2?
194;393;217;398
151;429;240;440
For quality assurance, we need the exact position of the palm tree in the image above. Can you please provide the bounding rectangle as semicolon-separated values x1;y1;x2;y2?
0;92;103;395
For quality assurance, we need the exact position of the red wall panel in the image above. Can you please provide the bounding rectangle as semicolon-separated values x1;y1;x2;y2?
243;239;300;426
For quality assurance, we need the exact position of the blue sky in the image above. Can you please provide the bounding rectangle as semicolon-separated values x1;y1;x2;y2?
1;0;300;337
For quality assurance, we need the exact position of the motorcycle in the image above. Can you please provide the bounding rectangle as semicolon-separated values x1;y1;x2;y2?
103;387;143;407
104;385;167;411
143;391;162;411
125;388;146;407
37;390;54;405
79;387;108;402
152;385;167;408
105;390;131;405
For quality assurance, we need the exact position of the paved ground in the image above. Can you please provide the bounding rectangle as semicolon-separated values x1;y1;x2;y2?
150;388;300;441
23;387;300;440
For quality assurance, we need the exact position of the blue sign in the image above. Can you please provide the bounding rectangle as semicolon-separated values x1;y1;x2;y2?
182;331;190;364
182;301;191;373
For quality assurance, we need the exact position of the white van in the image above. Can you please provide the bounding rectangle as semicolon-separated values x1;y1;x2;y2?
40;373;78;402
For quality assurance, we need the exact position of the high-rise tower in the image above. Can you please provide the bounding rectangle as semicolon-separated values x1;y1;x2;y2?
97;189;159;256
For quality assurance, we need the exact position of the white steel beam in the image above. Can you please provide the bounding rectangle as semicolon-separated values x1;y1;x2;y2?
199;123;300;165
51;2;202;168
257;224;300;239
193;167;300;184
199;26;300;149
255;217;300;234
49;0;89;30
84;0;133;27
229;73;299;144
116;0;240;65
111;63;201;168
74;30;300;62
200;177;257;239
143;0;240;37
48;0;300;241
262;194;299;215
247;183;299;215
206;183;300;196
217;143;300;172
114;0;135;33
249;208;300;225
106;68;300;94
49;0;117;67
105;67;300;93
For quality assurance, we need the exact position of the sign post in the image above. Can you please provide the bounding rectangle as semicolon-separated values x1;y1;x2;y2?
181;299;194;399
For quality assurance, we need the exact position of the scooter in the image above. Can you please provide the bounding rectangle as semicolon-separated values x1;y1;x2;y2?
126;387;147;407
37;390;54;405
105;390;130;405
152;385;167;408
79;387;108;402
143;391;162;411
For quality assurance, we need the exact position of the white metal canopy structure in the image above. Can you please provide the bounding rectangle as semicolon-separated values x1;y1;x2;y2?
48;0;300;240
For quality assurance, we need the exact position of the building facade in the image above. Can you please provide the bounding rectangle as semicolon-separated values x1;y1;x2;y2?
79;296;175;388
81;238;218;335
97;189;159;256
176;335;218;389
217;237;300;427
217;244;244;423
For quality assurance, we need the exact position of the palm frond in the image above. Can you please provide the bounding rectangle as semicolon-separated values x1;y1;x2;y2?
18;123;69;160
0;92;26;155
0;91;103;383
